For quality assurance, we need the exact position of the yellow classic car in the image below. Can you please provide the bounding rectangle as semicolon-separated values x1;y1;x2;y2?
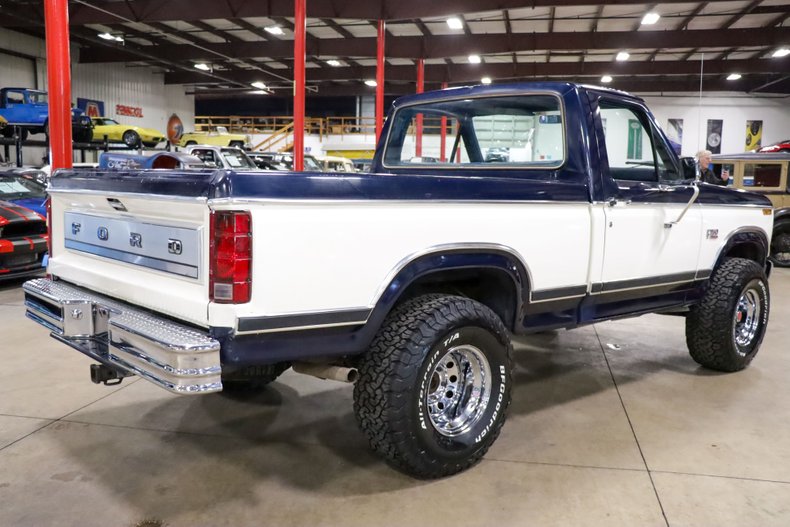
178;126;249;149
91;117;166;148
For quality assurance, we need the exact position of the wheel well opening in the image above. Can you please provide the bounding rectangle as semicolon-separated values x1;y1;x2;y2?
723;242;764;264
394;268;518;329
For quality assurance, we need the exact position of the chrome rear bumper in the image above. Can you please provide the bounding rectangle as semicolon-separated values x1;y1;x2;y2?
23;278;221;394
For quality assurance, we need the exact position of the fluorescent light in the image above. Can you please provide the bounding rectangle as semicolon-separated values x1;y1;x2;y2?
98;32;115;40
616;51;630;61
265;25;284;35
326;59;341;67
250;90;267;95
251;81;267;89
601;75;613;83
641;12;660;25
727;73;742;80
481;77;492;85
468;54;481;64
364;79;377;87
447;17;463;30
194;63;211;71
772;48;790;58
114;35;124;42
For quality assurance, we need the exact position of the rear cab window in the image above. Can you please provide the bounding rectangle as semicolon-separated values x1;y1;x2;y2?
382;94;565;172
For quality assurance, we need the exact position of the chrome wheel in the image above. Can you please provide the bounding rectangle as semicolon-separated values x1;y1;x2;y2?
733;286;762;352
426;344;491;437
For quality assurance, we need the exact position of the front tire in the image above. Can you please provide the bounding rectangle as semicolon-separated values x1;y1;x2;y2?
686;258;770;372
354;294;512;479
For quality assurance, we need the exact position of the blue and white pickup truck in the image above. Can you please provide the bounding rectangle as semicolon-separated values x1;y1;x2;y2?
0;87;93;142
23;82;774;479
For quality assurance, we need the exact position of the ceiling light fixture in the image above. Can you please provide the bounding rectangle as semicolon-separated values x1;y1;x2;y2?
481;77;492;85
616;51;630;61
251;81;267;90
726;73;742;80
601;75;613;83
641;12;660;25
326;59;341;67
468;54;481;64
772;48;790;58
98;32;123;42
250;90;267;95
447;17;463;30
364;79;377;87
194;63;211;71
265;25;284;36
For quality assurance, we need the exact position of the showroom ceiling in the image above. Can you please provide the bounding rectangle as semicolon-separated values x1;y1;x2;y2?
1;0;789;95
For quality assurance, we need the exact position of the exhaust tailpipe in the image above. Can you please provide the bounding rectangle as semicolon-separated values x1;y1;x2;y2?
292;362;358;383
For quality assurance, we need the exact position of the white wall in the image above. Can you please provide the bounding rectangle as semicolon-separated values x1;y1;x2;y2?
643;94;790;157
0;29;194;166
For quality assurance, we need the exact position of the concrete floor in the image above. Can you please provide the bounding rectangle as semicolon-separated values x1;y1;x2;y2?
1;271;789;527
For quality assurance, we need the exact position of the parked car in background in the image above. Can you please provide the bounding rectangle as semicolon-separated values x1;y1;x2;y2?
0;198;47;280
247;152;285;170
316;155;356;172
0;168;48;216
249;151;323;171
178;126;249;149
39;162;99;181
90;117;165;148
0;87;93;142
98;151;208;171
758;140;790;153
711;152;790;266
184;145;259;170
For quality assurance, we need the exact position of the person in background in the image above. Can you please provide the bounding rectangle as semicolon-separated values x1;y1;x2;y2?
696;149;728;185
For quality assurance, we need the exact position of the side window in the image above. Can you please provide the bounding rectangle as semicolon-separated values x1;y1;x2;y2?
599;103;658;183
744;163;782;189
6;92;24;106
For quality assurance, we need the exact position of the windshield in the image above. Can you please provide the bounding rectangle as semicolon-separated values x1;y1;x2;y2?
0;174;46;199
28;92;48;105
304;155;322;171
93;118;118;125
221;149;256;169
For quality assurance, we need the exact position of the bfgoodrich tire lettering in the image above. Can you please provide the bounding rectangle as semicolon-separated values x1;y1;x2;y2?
353;294;512;479
686;258;770;372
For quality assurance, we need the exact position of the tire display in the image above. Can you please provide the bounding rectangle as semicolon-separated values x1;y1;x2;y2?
686;257;770;372
354;294;513;479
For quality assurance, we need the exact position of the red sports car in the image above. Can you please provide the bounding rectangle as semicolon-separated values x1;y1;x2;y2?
758;140;790;153
0;200;48;280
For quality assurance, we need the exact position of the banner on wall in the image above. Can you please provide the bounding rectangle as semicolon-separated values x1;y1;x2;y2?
627;119;642;159
706;119;723;154
745;120;763;151
76;98;105;118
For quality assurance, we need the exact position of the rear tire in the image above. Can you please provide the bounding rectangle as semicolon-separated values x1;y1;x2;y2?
769;230;790;268
354;294;512;479
122;130;140;148
686;258;769;372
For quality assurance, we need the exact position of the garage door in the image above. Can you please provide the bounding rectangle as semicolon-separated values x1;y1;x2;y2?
0;52;36;87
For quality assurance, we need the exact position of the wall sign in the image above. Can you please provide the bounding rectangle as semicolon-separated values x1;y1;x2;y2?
116;104;144;118
166;114;184;143
706;119;723;154
77;98;105;118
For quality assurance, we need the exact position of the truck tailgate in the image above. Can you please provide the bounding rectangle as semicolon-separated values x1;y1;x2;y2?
47;169;216;327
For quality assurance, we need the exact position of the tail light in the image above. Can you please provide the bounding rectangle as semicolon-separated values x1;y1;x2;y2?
210;210;252;304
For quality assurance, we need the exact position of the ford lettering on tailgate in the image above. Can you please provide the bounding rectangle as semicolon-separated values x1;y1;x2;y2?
64;212;200;278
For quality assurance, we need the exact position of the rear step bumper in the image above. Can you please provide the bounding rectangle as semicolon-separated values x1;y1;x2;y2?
23;278;222;394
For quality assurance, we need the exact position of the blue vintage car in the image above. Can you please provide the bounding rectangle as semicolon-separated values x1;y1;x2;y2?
0;87;93;142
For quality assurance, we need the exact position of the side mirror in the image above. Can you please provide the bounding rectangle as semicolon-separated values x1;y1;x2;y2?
680;157;698;180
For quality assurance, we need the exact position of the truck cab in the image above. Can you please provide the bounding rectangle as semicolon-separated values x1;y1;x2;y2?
0;87;93;142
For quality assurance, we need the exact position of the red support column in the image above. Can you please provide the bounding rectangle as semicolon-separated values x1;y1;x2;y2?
293;0;306;171
44;0;73;170
375;20;386;142
415;58;424;157
439;81;447;162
